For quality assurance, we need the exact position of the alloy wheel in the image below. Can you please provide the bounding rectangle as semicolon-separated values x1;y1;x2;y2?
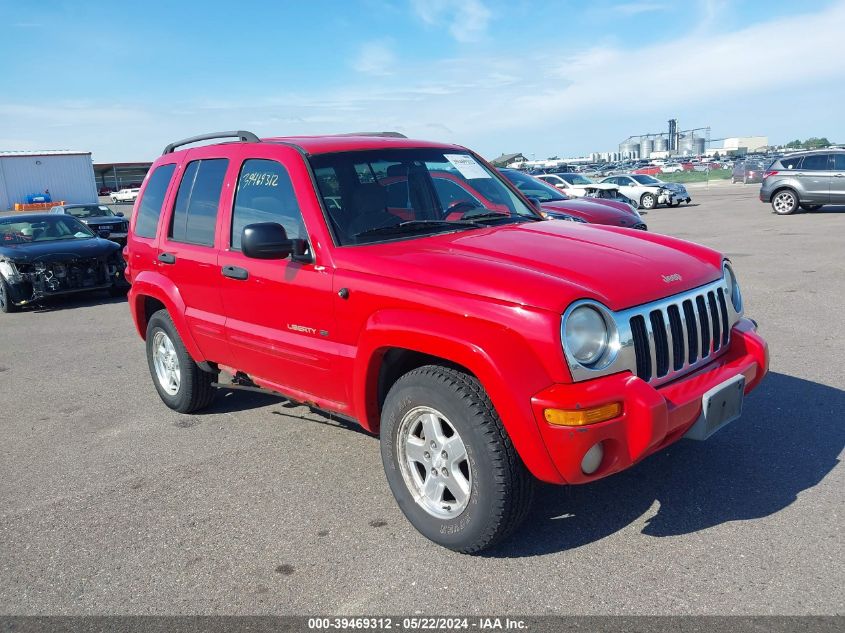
152;330;181;395
396;406;472;520
773;192;797;214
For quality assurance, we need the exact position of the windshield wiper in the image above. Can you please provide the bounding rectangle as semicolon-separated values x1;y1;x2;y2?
460;210;542;223
353;219;483;240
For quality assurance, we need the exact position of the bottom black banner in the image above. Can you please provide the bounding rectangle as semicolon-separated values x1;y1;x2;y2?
0;616;841;633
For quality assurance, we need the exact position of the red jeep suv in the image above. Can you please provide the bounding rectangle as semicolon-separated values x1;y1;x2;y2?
125;131;769;553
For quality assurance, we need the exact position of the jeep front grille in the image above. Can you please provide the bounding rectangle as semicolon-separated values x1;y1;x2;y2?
628;285;733;383
562;276;742;387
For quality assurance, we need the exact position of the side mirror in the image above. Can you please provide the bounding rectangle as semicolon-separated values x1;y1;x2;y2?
116;211;125;217
555;183;566;189
242;222;311;262
98;230;111;239
526;196;543;213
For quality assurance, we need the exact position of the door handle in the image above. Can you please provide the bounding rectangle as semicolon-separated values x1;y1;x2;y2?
158;252;176;264
834;173;844;177
221;265;249;280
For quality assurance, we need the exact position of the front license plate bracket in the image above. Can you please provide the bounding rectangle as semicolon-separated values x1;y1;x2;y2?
684;374;746;441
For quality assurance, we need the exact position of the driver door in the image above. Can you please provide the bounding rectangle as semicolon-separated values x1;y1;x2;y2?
217;155;343;407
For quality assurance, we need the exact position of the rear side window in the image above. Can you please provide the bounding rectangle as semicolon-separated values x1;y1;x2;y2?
169;159;229;246
231;159;306;250
779;157;802;170
834;154;845;171
800;154;830;171
134;163;176;238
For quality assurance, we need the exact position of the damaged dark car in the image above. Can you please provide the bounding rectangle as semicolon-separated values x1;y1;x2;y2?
0;214;129;314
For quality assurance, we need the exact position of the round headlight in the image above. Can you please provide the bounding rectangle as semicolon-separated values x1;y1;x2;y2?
565;306;609;366
724;263;742;312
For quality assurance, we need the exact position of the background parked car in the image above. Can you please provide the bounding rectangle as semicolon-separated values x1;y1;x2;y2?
600;174;676;210
760;149;845;214
111;188;140;203
732;160;768;184
49;203;130;245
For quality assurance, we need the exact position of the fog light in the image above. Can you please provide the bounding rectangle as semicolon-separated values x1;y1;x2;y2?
581;442;604;475
544;402;622;426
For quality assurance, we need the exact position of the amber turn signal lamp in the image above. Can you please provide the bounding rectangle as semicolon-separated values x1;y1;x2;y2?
544;402;622;426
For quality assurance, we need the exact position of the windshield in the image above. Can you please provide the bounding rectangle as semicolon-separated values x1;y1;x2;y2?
500;170;568;202
560;174;594;185
65;205;115;218
309;149;539;245
0;216;95;244
632;175;661;185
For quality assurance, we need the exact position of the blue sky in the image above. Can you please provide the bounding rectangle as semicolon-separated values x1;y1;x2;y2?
1;0;843;162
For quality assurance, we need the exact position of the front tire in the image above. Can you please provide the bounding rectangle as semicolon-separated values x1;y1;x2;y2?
380;366;534;553
145;309;217;413
0;276;20;313
640;192;657;210
772;190;799;215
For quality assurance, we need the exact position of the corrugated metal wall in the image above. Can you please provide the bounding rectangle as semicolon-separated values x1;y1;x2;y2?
0;154;97;210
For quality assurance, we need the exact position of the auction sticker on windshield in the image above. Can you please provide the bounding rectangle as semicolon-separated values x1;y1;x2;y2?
445;154;490;179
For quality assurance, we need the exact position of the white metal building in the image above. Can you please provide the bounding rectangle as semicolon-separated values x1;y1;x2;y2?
0;150;97;210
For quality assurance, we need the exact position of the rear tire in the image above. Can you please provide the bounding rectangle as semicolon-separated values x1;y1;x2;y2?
145;309;217;413
772;190;799;215
0;276;20;313
380;365;534;553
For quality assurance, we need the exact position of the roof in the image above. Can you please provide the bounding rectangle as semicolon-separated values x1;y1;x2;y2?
262;134;464;155
0;150;91;158
490;153;526;165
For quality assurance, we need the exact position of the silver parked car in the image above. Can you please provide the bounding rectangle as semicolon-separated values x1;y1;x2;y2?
760;150;845;215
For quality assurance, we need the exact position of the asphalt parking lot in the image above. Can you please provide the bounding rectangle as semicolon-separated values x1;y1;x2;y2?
0;183;842;616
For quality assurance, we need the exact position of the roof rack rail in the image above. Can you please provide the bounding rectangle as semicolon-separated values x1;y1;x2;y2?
329;131;407;138
162;130;260;155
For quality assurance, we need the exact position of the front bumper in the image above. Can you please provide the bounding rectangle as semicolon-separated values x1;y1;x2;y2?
530;318;768;485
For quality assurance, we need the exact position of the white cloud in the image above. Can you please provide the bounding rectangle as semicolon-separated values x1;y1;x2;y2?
412;0;492;42
351;40;397;76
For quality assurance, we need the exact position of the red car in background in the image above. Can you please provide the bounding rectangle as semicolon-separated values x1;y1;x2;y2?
498;168;647;229
634;165;663;176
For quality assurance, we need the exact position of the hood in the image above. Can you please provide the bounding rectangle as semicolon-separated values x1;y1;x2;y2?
0;238;120;264
338;221;723;313
541;199;639;227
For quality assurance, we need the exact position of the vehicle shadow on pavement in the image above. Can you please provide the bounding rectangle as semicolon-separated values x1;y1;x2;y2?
30;293;127;313
485;372;844;558
203;389;372;435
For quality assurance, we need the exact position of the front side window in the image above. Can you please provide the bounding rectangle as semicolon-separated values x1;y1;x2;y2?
833;154;845;171
800;154;831;171
169;158;228;246
135;163;176;239
562;174;594;185
309;149;538;246
231;159;306;250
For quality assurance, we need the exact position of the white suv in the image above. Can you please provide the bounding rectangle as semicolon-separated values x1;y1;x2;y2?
111;188;140;203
